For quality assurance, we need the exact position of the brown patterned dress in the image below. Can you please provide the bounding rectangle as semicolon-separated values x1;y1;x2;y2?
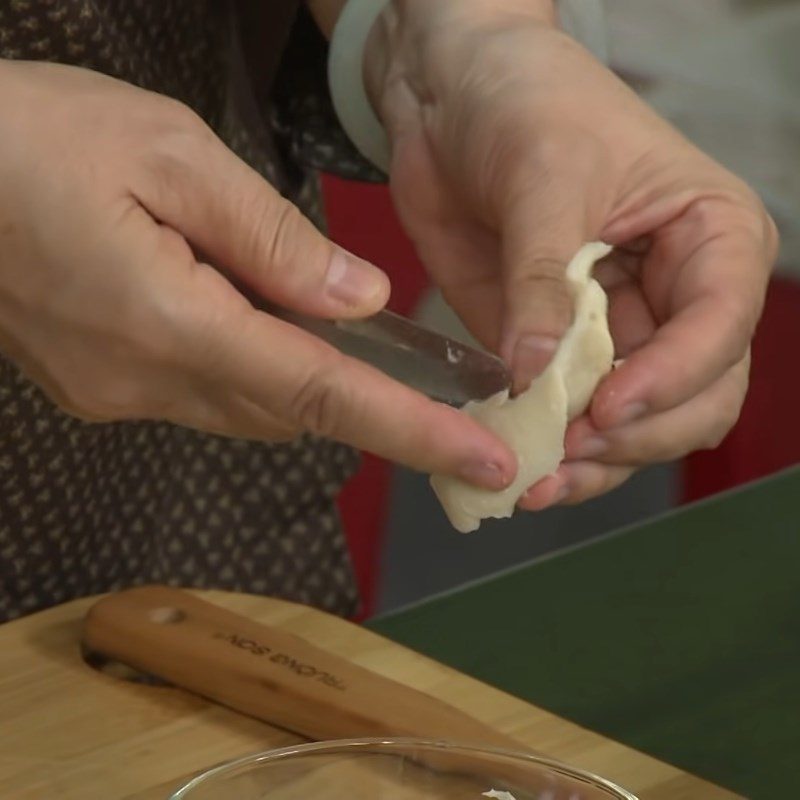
0;0;380;621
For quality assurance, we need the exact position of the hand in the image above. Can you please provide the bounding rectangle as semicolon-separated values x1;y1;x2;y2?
0;59;516;487
366;0;777;507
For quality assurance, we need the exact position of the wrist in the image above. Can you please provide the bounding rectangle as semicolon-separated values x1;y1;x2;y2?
330;0;604;172
363;0;558;131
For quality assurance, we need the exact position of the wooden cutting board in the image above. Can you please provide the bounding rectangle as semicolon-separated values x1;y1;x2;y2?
0;591;740;800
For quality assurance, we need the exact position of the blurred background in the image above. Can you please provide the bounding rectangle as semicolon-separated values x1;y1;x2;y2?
323;0;800;617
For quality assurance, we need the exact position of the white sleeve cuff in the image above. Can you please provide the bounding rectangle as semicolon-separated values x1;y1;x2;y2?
328;0;392;174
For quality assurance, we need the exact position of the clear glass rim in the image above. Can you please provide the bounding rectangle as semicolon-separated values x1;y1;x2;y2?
168;737;639;800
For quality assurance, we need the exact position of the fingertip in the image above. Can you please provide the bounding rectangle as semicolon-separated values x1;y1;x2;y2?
591;383;648;430
472;428;518;489
325;249;390;316
563;415;600;458
426;403;517;489
589;360;647;430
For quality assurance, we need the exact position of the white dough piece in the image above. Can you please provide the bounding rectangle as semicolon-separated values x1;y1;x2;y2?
432;370;568;534
551;242;615;419
431;242;614;533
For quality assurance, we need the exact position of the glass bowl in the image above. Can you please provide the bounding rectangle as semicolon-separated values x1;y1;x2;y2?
169;738;638;800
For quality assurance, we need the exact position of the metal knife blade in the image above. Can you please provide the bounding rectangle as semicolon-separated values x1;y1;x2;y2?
269;306;511;407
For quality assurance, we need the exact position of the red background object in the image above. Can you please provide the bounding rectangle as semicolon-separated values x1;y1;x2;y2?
322;175;428;617
322;174;800;617
681;276;800;502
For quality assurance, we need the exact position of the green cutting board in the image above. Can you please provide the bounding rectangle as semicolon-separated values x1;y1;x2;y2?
371;466;800;798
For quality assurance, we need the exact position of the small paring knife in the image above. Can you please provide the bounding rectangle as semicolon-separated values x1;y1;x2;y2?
268;306;512;407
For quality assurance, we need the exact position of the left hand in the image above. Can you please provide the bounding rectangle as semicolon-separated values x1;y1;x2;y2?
365;0;777;508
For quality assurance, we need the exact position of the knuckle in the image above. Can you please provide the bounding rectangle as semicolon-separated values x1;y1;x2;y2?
231;195;310;286
685;196;729;235
704;388;746;451
145;101;217;184
513;256;567;283
288;356;349;438
635;429;675;465
720;299;759;363
686;191;765;245
153;95;209;138
525;129;570;172
156;265;245;370
565;480;598;506
509;268;573;327
259;199;300;274
698;190;780;277
611;420;680;466
566;463;633;505
647;346;691;400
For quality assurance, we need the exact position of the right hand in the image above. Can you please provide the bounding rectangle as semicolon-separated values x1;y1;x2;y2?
0;60;515;489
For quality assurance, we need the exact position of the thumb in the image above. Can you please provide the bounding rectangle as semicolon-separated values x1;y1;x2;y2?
135;122;390;318
499;185;585;393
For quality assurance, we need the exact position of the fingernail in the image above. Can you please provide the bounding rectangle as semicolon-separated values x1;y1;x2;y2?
574;436;608;459
512;335;559;392
459;460;511;490
615;402;648;427
326;250;385;307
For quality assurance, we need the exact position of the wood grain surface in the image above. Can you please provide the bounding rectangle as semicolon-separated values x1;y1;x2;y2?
0;590;741;800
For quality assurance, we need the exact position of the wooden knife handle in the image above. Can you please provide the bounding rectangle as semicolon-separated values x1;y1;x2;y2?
82;586;522;750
